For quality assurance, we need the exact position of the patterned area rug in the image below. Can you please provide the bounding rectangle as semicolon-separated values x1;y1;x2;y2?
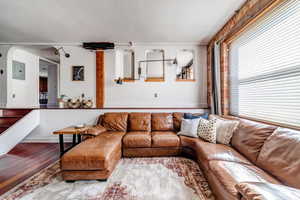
1;157;215;200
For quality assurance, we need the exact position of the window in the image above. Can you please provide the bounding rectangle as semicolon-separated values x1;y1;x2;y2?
145;49;165;82
229;0;300;128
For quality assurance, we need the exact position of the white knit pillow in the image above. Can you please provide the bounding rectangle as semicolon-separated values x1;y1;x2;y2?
197;118;217;143
209;115;240;145
178;118;201;138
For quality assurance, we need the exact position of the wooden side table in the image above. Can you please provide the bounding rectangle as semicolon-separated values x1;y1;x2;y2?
53;126;89;156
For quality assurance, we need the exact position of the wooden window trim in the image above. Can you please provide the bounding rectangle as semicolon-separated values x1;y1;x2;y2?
229;114;300;131
218;0;287;115
225;0;286;44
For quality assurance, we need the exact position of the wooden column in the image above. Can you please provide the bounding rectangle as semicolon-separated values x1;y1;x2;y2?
220;42;230;115
96;51;104;108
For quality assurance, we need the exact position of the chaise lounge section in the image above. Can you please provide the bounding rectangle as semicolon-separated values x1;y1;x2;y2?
60;112;300;199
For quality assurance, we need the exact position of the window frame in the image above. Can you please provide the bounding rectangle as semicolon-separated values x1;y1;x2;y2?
220;0;300;130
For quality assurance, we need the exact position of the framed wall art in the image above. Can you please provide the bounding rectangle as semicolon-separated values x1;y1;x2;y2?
72;66;84;81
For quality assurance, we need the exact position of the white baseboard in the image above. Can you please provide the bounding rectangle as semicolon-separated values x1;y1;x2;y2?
23;136;73;143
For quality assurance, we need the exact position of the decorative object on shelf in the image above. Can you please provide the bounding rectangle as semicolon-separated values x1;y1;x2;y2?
54;47;70;58
67;98;81;108
114;77;123;85
72;66;84;81
66;94;94;109
81;99;93;108
57;94;67;108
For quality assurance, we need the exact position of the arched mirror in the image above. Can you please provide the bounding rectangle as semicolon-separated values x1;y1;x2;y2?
176;49;195;81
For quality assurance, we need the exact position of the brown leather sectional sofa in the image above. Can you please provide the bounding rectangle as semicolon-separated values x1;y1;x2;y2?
61;112;300;200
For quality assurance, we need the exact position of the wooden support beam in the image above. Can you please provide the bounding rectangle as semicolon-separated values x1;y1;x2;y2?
96;51;104;108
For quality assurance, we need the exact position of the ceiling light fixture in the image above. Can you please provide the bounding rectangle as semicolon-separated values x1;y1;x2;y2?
54;47;70;58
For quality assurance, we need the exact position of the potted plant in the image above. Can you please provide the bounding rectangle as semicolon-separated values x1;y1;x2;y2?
57;94;67;108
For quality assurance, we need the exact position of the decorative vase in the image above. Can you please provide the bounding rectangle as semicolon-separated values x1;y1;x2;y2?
67;99;81;109
82;99;93;108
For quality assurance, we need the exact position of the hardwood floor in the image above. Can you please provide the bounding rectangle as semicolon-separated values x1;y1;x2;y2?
0;143;65;195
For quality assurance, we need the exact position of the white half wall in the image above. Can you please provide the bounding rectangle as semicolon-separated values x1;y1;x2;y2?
0;110;40;155
23;108;208;143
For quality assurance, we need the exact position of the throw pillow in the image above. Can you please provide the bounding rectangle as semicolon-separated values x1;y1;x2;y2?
210;115;240;145
178;118;201;138
184;113;209;120
85;125;107;136
197;118;217;143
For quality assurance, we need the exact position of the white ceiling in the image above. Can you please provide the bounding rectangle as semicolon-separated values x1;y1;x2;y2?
0;0;245;44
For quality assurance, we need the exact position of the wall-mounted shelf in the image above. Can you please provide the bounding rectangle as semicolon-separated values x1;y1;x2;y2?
123;78;135;82
176;79;196;82
145;77;165;82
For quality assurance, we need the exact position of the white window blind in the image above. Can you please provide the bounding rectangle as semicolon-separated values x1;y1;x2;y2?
229;0;300;128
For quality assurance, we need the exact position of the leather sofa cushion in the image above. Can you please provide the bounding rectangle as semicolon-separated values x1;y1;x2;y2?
122;131;151;148
256;128;300;189
236;182;300;200
151;113;174;131
61;131;125;170
128;113;151;131
180;136;252;170
209;160;281;198
102;112;128;132
151;131;180;147
231;118;277;163
173;112;183;131
123;147;181;157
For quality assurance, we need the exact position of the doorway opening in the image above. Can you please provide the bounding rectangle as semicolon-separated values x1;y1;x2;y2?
39;59;59;107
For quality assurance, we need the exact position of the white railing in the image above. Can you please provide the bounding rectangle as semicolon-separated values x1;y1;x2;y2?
0;110;40;155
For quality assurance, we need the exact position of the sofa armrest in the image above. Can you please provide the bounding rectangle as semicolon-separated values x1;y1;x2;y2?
235;182;300;200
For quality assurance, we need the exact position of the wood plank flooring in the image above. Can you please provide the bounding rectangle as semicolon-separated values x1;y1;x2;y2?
0;143;65;195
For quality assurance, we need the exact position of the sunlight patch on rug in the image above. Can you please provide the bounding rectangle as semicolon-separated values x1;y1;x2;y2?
2;157;215;200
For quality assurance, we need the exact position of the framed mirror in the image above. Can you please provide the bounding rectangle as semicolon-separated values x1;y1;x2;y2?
176;49;195;81
123;49;135;81
145;49;165;82
115;49;135;82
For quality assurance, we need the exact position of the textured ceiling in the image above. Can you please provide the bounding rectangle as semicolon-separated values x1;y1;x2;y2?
0;0;245;44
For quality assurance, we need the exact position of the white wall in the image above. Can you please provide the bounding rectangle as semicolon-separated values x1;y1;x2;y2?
105;44;207;108
59;46;96;103
6;47;39;108
0;45;11;107
47;64;58;105
24;108;208;142
59;44;207;108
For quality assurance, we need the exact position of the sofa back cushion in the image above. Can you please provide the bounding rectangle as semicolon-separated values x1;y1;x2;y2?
173;112;183;131
151;113;174;131
128;113;151;131
102;112;128;132
231;118;277;163
256;128;300;189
